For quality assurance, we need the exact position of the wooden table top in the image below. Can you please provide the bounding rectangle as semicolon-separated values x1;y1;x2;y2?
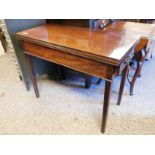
106;21;154;38
16;23;138;66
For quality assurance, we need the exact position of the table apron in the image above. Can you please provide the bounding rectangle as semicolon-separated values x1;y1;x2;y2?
23;42;116;82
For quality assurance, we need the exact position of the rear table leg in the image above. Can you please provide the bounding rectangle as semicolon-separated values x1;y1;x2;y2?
117;65;128;105
96;78;102;85
85;75;92;89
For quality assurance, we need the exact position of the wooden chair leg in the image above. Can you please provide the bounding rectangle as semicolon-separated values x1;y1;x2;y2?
117;65;128;105
85;75;92;89
25;54;40;98
129;49;145;95
138;73;141;77
101;76;114;133
130;61;142;95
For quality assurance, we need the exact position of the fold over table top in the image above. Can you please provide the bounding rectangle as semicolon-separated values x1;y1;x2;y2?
16;23;139;66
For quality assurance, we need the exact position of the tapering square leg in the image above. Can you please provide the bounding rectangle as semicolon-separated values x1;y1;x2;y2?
117;65;128;105
101;76;114;133
85;75;92;89
25;54;40;98
56;65;66;80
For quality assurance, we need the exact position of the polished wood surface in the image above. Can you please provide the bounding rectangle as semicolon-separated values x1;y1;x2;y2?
107;21;154;38
17;23;138;66
106;21;154;51
17;23;139;133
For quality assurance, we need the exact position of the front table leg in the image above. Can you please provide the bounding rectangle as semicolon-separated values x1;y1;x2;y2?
25;54;40;98
101;76;114;133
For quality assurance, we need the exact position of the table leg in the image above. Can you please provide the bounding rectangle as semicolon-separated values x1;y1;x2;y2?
96;78;102;85
25;54;40;98
85;75;92;88
101;76;114;133
56;65;66;80
117;65;128;105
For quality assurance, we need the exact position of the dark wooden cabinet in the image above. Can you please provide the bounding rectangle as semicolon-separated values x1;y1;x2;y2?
46;19;91;27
